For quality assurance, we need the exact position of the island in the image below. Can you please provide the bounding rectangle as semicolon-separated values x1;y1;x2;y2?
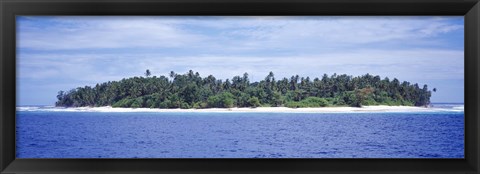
55;70;433;109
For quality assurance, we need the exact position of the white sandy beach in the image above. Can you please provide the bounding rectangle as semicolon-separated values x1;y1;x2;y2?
17;105;463;113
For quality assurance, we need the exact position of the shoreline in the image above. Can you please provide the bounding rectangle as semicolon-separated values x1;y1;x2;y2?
17;105;463;113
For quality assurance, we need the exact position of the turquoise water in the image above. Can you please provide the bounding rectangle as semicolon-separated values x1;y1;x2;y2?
16;105;464;158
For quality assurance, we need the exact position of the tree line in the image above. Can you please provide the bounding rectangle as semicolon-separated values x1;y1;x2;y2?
55;70;433;108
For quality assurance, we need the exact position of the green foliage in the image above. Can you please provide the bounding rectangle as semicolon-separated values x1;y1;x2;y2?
56;70;433;108
341;91;359;107
248;97;261;108
207;92;235;108
195;102;208;109
304;97;329;107
180;102;190;109
131;100;142;108
158;100;170;108
285;97;329;108
112;98;134;108
285;101;302;108
271;92;284;106
325;97;346;106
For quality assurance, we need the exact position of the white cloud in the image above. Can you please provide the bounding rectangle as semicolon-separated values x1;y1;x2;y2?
17;17;207;50
17;16;463;51
213;16;463;50
18;48;463;88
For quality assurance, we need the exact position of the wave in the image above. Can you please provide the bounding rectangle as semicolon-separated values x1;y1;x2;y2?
16;105;464;113
428;103;463;112
16;106;40;111
16;106;96;112
452;106;464;110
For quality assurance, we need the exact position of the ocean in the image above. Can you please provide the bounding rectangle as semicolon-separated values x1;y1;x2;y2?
16;104;464;158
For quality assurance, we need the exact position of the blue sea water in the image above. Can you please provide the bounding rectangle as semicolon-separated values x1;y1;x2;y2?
16;105;464;158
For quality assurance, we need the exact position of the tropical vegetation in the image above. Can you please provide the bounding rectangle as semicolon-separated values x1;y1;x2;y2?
55;70;433;108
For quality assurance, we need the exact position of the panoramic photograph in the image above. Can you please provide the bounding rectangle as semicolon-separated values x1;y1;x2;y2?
16;16;464;158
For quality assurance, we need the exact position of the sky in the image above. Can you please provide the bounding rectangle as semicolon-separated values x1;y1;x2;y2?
16;16;464;106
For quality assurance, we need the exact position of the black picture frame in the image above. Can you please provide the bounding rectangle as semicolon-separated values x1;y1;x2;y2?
1;0;479;173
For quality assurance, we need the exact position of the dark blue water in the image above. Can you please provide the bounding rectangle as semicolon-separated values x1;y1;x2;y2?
16;111;464;158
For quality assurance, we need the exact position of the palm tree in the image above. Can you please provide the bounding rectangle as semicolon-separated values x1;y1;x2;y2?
169;71;176;82
145;69;151;77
